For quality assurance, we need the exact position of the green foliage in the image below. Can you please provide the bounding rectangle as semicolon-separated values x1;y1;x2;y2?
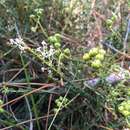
0;0;130;130
118;100;130;117
0;99;4;113
83;47;106;69
53;96;69;113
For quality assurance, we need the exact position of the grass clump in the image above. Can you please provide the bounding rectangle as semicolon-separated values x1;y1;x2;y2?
0;0;130;130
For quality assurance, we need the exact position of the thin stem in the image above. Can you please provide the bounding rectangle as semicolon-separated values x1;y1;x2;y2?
20;54;40;130
48;88;70;130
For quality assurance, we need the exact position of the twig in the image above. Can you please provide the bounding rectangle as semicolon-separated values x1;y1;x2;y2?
0;82;52;87
102;41;130;59
8;61;31;82
0;83;56;108
45;94;52;130
0;114;54;130
121;14;130;66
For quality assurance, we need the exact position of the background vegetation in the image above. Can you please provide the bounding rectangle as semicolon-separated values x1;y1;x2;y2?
0;0;130;130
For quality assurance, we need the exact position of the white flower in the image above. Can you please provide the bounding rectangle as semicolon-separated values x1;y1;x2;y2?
41;41;47;46
48;45;55;57
48;69;52;74
36;40;56;60
43;52;48;58
9;39;15;45
36;47;42;52
9;37;26;52
41;67;45;72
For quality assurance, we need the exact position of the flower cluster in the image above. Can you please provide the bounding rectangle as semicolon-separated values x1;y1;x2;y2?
9;33;71;78
36;41;56;60
9;37;27;52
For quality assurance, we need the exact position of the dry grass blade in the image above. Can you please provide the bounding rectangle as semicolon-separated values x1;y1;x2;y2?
0;83;57;108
